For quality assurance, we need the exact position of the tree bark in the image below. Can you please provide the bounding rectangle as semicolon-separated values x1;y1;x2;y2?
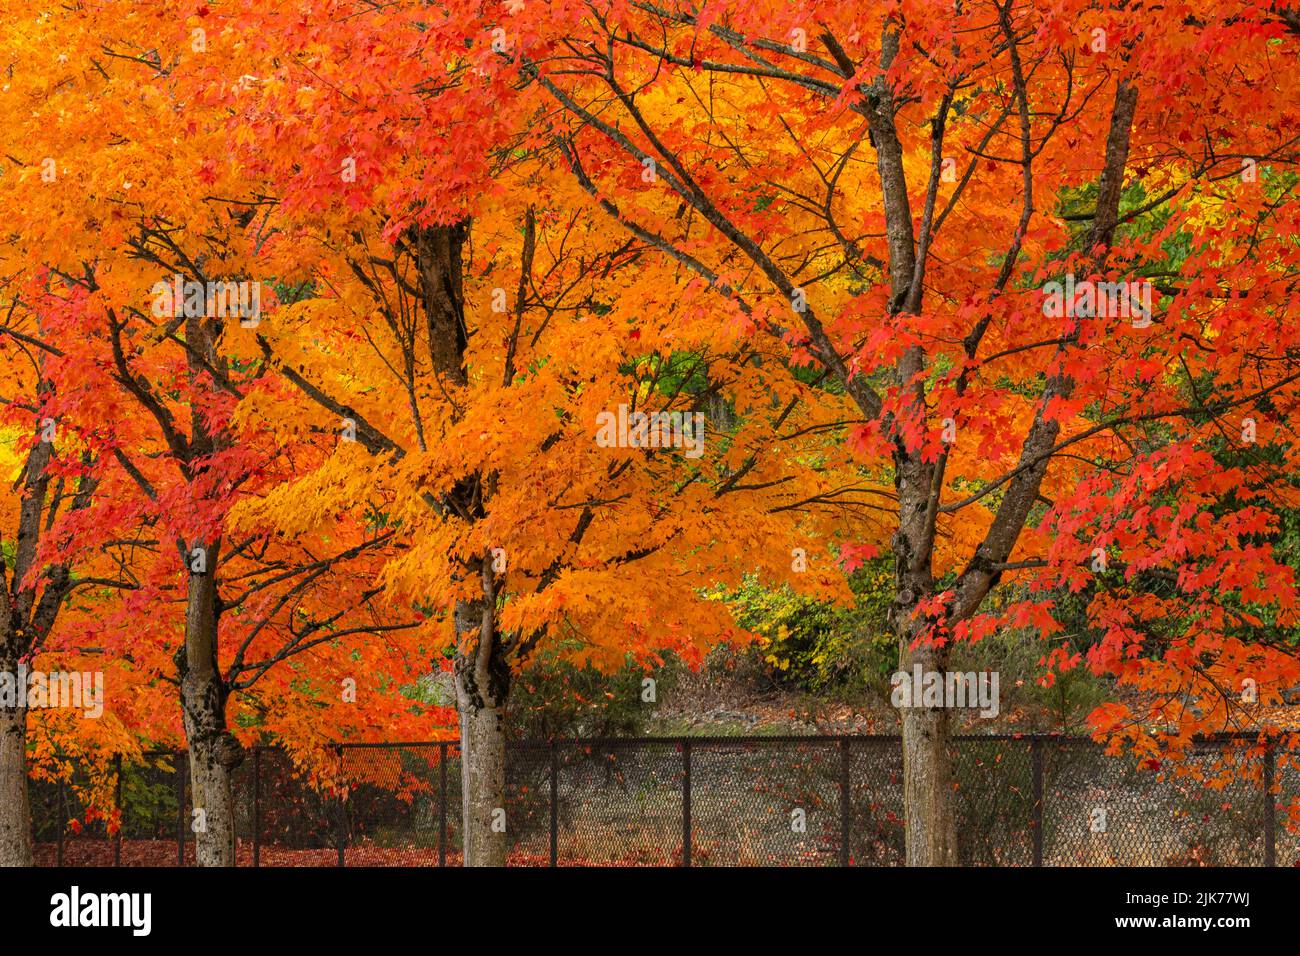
895;643;957;865
0;702;32;867
178;541;242;867
895;514;960;868
892;424;958;865
452;585;510;867
454;676;507;866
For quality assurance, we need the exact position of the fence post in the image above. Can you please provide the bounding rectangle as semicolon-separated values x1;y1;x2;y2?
1263;740;1276;867
113;755;123;867
438;742;447;868
334;744;346;867
839;738;851;867
252;747;261;868
175;752;185;866
682;740;692;868
549;741;559;867
1031;738;1044;867
56;778;65;866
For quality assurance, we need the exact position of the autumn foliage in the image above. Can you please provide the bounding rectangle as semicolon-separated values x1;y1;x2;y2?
0;0;1298;865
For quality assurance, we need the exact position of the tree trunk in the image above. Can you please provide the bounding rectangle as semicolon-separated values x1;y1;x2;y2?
409;221;512;866
0;416;85;868
893;434;958;865
182;726;239;867
454;677;507;866
452;587;509;867
0;703;33;867
896;626;958;865
178;541;241;867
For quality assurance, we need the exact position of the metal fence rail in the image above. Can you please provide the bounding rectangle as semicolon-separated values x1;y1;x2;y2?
28;733;1297;866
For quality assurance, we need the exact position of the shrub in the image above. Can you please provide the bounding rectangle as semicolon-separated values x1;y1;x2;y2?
724;557;896;697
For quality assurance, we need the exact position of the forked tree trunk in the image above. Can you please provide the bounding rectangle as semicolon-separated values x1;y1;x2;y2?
0;703;33;867
178;542;241;867
409;221;514;866
893;481;959;864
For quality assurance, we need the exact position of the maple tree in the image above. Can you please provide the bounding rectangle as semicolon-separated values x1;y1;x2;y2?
1;0;1299;871
480;0;1300;862
0;0;452;865
0;272;126;866
210;61;860;860
1;0;865;866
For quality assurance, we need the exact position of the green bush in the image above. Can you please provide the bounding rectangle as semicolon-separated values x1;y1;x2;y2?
724;557;897;697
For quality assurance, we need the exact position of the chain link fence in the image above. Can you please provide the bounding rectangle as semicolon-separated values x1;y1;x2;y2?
28;734;1298;866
